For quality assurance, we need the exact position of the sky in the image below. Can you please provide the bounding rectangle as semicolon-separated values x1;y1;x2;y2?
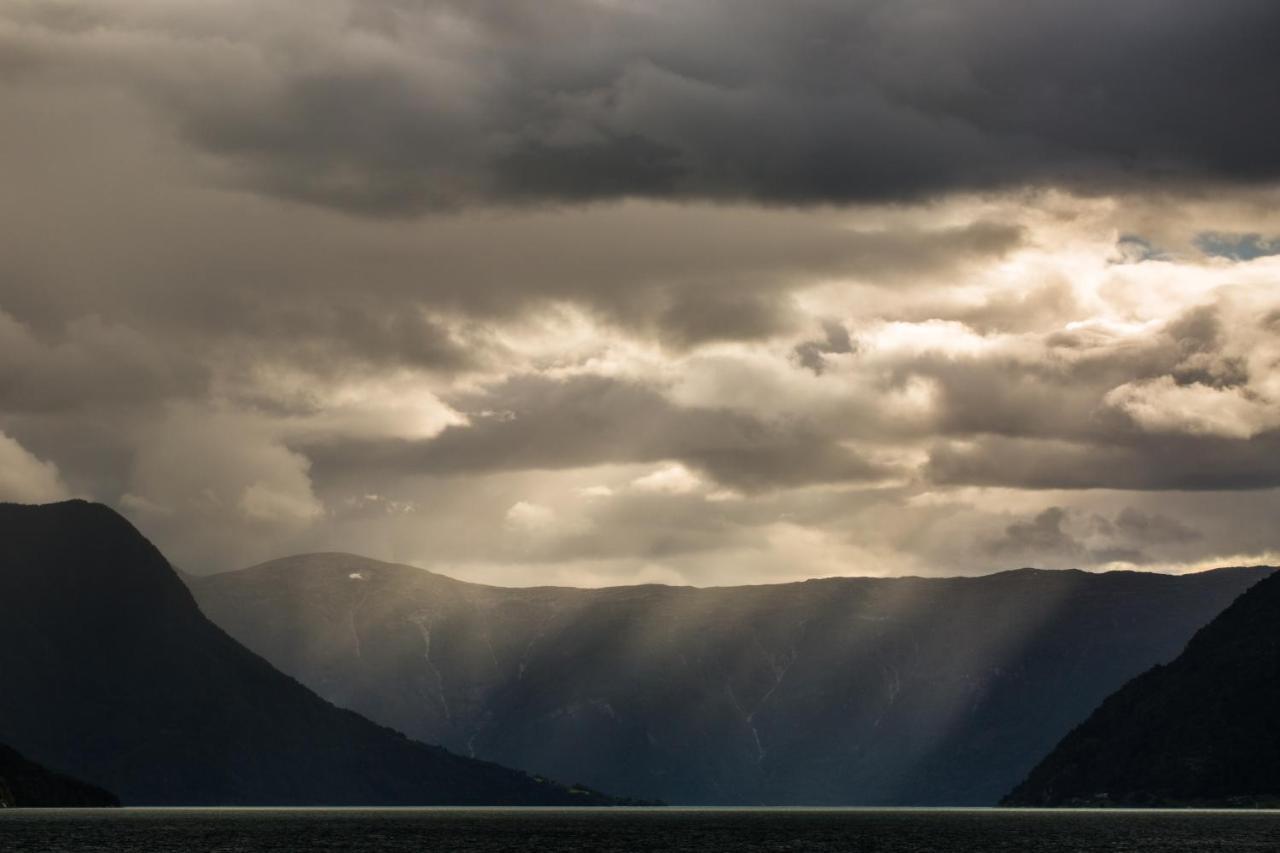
3;0;1280;585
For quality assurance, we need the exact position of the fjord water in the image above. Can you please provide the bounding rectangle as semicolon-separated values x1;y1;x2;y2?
3;809;1279;852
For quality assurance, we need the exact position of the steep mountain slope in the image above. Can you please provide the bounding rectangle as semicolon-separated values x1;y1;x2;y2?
188;553;1271;805
0;501;620;806
1004;570;1280;807
0;743;119;807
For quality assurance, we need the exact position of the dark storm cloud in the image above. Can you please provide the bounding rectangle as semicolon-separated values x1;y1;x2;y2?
926;433;1280;492
1163;305;1251;389
306;373;895;491
990;507;1080;560
792;320;855;374
227;302;482;376
1113;507;1201;545
986;507;1146;566
5;0;1280;214
0;70;1024;360
0;312;207;413
984;505;1204;568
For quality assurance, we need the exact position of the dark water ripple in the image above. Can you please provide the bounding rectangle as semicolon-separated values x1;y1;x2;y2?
2;808;1279;853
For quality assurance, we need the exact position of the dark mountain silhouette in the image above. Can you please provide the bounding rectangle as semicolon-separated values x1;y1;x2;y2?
188;553;1271;805
0;501;625;806
0;743;119;807
1004;569;1280;807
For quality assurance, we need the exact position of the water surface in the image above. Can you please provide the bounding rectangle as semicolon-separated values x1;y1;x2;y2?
3;807;1279;852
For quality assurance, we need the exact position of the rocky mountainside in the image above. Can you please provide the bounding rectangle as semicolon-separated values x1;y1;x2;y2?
0;501;624;806
0;743;119;808
1004;570;1280;807
188;553;1272;805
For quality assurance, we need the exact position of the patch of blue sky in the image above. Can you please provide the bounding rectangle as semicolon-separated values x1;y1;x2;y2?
1194;232;1280;261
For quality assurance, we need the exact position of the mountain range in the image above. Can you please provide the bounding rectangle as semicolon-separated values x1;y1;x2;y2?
0;743;118;808
1004;568;1280;807
188;552;1271;805
6;499;1271;808
0;501;624;806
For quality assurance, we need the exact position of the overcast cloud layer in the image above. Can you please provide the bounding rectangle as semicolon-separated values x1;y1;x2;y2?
3;0;1280;584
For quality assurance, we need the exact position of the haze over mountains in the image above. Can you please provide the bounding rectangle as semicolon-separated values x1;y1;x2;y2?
4;498;1271;808
0;501;624;806
189;553;1271;806
1005;569;1280;807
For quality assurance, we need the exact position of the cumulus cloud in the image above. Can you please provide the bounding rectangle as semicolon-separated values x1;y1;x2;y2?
1104;377;1278;439
504;500;556;531
0;431;70;503
307;373;899;491
631;463;702;495
118;406;326;569
986;506;1154;569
